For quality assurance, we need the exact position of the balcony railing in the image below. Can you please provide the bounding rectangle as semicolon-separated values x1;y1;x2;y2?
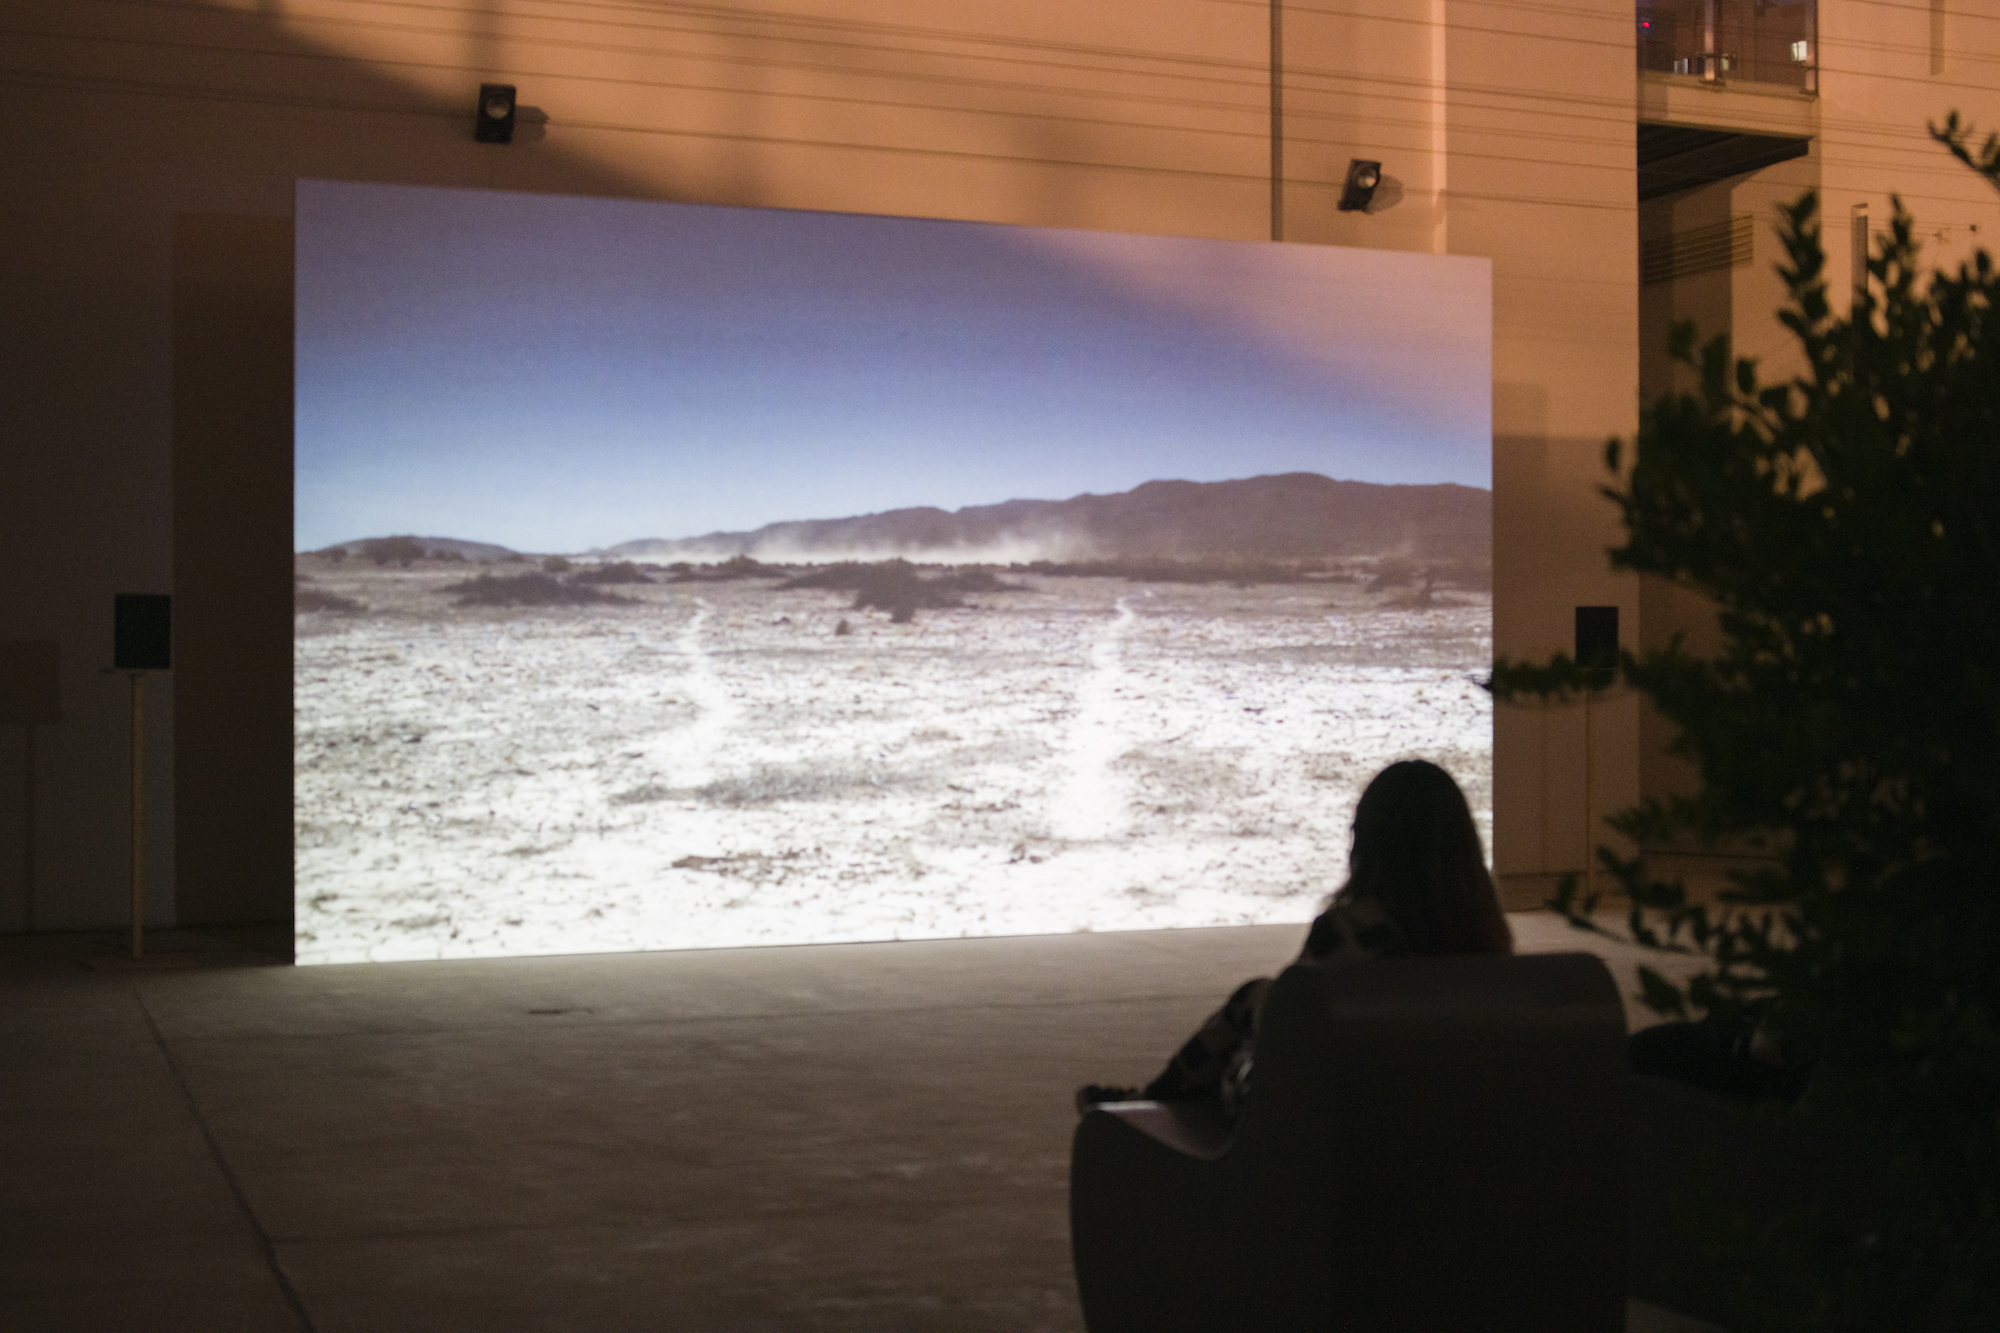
1638;0;1816;92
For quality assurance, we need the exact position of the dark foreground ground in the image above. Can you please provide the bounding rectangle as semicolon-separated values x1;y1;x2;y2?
2;917;1717;1332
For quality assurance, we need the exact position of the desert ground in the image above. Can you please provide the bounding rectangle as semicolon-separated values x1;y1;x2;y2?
294;561;1492;964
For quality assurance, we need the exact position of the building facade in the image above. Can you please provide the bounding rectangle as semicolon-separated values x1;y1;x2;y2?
1;0;1995;930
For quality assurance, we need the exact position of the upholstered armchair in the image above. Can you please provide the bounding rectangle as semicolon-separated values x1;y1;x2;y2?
1070;952;1629;1333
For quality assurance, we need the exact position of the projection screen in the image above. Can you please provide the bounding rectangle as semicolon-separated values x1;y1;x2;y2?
294;180;1493;965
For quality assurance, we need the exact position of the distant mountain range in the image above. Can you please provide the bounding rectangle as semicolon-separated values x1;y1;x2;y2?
595;473;1489;566
317;474;1490;566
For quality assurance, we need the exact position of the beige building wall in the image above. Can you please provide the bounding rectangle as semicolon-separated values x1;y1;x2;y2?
1818;0;2000;296
2;0;1642;929
1444;2;1641;893
1630;2;2000;886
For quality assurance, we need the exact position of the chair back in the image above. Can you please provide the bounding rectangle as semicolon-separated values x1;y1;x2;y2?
1237;951;1629;1330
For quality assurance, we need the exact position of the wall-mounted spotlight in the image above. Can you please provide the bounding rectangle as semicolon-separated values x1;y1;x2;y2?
475;84;517;144
1338;159;1382;212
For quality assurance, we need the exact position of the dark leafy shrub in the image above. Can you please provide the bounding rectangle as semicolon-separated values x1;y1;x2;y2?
783;560;965;621
295;585;361;614
1015;558;1304;584
1491;134;2000;1329
443;573;629;608
928;568;1029;593
572;561;654;584
667;554;787;582
360;535;427;567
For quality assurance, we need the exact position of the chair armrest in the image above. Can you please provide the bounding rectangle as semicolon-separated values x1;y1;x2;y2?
1071;1101;1243;1332
1089;1100;1232;1161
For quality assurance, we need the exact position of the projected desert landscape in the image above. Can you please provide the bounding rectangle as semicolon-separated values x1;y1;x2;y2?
294;475;1490;964
294;179;1493;962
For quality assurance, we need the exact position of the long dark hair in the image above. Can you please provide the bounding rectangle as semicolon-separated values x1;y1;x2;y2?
1335;760;1512;955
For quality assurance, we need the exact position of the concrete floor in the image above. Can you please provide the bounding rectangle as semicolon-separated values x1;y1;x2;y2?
1;916;1716;1332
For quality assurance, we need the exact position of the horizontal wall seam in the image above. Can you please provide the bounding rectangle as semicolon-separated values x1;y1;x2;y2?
0;65;1281;184
98;0;1275;77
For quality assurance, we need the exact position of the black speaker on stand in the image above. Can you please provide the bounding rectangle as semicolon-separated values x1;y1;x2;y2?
103;595;184;967
1575;606;1618;681
115;594;171;671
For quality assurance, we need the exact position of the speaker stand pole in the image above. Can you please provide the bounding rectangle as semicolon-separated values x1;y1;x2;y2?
128;669;145;961
84;661;190;973
1583;687;1596;904
21;722;35;931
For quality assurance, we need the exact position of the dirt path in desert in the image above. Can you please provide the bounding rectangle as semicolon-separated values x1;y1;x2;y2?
659;598;735;788
1049;595;1137;843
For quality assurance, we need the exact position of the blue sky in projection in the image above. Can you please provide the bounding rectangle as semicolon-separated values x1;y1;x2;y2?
295;181;1491;554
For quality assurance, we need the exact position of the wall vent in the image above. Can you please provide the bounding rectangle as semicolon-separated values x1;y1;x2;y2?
1641;215;1753;285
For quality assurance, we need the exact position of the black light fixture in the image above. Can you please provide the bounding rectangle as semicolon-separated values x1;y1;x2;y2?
475;83;517;144
1338;158;1382;212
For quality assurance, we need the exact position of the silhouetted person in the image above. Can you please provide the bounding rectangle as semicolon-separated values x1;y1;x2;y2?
1078;759;1513;1116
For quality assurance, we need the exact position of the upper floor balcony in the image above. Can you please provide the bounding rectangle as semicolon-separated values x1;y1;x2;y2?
1638;0;1817;93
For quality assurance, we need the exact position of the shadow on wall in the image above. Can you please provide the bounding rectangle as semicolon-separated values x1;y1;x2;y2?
138;0;1265;933
161;7;688;936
